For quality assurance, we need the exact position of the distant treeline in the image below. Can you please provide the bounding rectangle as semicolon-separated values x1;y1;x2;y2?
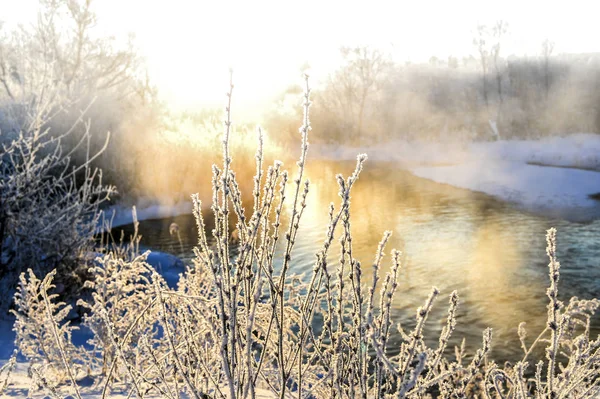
265;47;600;144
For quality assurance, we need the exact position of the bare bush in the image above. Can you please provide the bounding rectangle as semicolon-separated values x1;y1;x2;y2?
0;104;114;312
0;0;159;197
12;269;84;395
78;250;163;376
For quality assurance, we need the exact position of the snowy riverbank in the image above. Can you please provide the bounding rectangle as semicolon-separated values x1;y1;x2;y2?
312;134;600;221
313;133;600;170
411;161;600;221
99;199;193;231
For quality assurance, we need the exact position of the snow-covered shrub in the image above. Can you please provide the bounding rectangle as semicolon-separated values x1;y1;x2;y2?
0;113;114;312
484;229;600;398
11;269;84;391
77;251;162;374
77;75;485;398
0;350;16;395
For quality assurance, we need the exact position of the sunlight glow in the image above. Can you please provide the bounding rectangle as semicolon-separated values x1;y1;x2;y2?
3;0;599;111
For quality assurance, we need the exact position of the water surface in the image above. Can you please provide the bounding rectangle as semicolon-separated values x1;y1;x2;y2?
117;159;600;362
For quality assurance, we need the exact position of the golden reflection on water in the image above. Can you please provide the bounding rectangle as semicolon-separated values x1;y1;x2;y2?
124;158;599;361
298;160;550;358
467;223;546;341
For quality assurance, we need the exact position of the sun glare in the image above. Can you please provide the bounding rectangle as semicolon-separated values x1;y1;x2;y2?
3;0;598;113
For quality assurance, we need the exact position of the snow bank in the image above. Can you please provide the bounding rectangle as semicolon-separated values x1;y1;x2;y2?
0;364;276;398
146;251;185;289
412;160;600;221
312;133;600;170
99;200;193;231
470;133;600;170
313;134;600;220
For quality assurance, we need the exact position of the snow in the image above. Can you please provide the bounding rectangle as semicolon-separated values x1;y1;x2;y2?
145;251;185;289
0;249;188;397
470;133;600;171
99;199;193;231
411;161;600;221
312;134;600;220
313;133;600;171
1;362;275;398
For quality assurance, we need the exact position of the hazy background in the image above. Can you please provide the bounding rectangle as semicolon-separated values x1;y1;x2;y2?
1;0;600;201
5;0;600;108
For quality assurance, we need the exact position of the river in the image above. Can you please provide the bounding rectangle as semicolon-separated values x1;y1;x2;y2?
116;159;600;363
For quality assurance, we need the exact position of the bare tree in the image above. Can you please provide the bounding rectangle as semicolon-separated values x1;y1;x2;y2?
541;38;555;100
491;20;508;104
0;0;143;106
473;25;490;109
0;0;160;196
473;22;508;140
0;24;16;101
322;46;391;141
474;21;507;108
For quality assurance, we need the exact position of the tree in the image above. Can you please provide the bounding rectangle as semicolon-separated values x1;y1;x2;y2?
541;38;555;100
473;25;490;109
491;20;508;104
321;46;391;142
0;0;159;195
473;22;508;140
429;56;440;67
0;0;143;105
448;55;459;69
473;21;508;108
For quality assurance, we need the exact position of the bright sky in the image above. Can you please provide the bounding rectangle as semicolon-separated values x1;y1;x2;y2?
3;0;599;113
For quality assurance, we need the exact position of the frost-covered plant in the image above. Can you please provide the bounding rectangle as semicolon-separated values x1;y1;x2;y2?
11;269;84;394
77;251;160;374
76;211;173;393
81;74;484;399
0;350;16;395
12;269;78;365
10;75;600;399
0;108;115;312
483;228;600;398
